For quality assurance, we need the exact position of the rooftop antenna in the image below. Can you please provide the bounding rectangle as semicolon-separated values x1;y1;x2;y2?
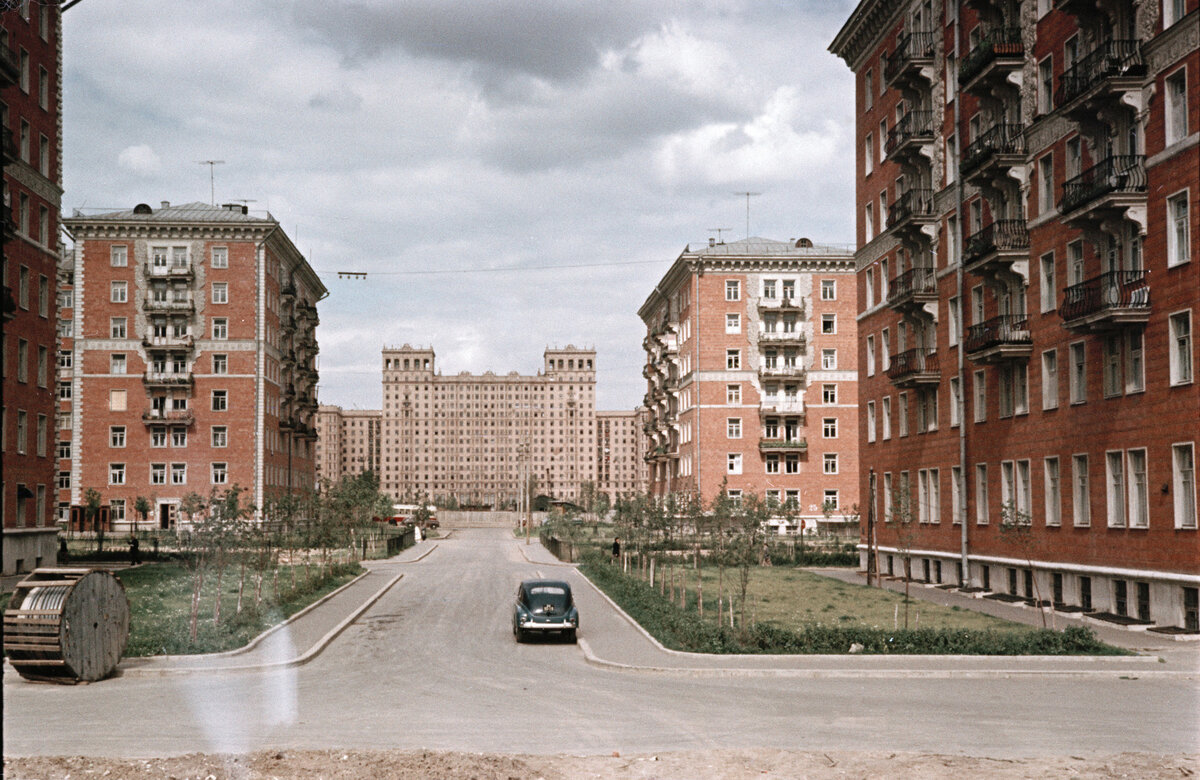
733;191;761;239
197;160;225;205
708;227;733;244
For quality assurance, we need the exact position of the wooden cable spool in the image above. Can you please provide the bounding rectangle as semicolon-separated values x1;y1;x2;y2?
4;568;130;683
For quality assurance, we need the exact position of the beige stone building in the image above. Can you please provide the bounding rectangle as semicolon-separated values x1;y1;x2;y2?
596;409;648;502
315;405;381;486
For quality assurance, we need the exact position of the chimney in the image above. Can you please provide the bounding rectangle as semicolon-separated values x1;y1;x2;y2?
160;201;170;208
708;237;716;247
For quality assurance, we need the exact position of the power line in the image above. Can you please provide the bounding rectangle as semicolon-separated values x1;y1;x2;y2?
317;258;664;277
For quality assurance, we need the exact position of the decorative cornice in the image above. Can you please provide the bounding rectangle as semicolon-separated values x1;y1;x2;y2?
6;159;64;205
63;220;275;242
829;0;905;71
1144;10;1199;72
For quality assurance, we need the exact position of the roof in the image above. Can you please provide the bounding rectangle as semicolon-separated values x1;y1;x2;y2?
686;237;854;257
74;201;273;224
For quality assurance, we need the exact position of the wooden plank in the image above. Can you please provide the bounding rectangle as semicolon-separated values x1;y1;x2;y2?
10;659;68;666
6;643;63;652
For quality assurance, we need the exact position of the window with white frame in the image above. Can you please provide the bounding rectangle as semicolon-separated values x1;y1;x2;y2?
726;384;741;404
171;427;187;447
866;334;876;376
823;417;837;438
110;246;127;267
1168;191;1191;268
1070;341;1087;402
727;453;742;475
865;133;874;176
1001;460;1016;514
1125;331;1144;393
865;268;875;308
948;296;960;346
883;472;894;522
785;454;799;474
822;384;837;404
762;279;776;299
865;204;875;240
213;354;228;374
110;354;126;375
725;313;740;334
951;465;963;525
1040;252;1056;312
821;349;837;370
824;453;838;474
725;280;740;301
880;259;890;300
821;279;836;300
212;282;228;304
1073;454;1090;526
726;349;740;370
881;396;892;439
823;490;839;510
1173;443;1196;529
976;464;989;524
171;463;187;485
973;369;986;421
782;280;794;300
212;462;228;485
727;418;742;439
867;400;877;442
1169;312;1192;385
1038;56;1053;114
1037;153;1054;215
1127;448;1149;528
212;389;228;411
109;463;126;485
1165;69;1188;147
110;317;126;339
949;377;962;427
1106;451;1126;527
1165;0;1187;27
213;317;228;340
1017;459;1031;520
109;425;125;448
150;463;166;485
110;280;127;303
765;454;780;474
1042;350;1059;410
212;426;228;447
821;314;836;334
212;247;229;268
1067;240;1084;286
898;392;909;436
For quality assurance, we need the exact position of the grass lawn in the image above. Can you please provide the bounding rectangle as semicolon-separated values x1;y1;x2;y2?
650;563;1033;634
118;561;362;656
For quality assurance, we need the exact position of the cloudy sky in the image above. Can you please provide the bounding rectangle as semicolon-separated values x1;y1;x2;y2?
62;0;858;411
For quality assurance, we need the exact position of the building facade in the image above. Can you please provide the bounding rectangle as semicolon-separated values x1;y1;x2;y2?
832;0;1199;627
378;344;597;507
2;2;62;574
595;408;649;502
59;202;326;530
314;404;382;486
639;237;859;532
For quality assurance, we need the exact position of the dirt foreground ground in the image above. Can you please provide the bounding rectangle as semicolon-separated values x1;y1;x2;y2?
6;749;1198;779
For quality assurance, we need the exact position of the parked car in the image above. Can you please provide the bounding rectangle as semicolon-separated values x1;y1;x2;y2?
513;579;578;643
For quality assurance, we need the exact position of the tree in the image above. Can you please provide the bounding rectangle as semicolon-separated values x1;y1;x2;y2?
134;495;153;536
83;488;103;552
888;477;919;629
999;500;1051;628
206;484;252;627
178;491;208;642
730;492;768;634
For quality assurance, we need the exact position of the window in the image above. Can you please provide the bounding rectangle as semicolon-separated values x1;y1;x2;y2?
151;427;167;448
976;464;989;524
1165;69;1188;147
1017;460;1031;520
110;317;127;339
212;318;228;340
1168;191;1191;268
36;346;46;387
821;280;836;300
1174;443;1197;529
823;453;838;474
947;296;960;346
1107;451;1126;527
212;282;228;304
212;463;228;485
821;349;837;370
726;418;742;439
1125;448;1149;529
949;377;962;427
821;314;836;334
212;426;228;448
212;247;229;268
171;428;187;447
1042;350;1059;410
866;335;876;376
57;440;70;460
150;463;166;485
725;313;740;334
110;280;127;303
822;384;837;404
1125;331;1144;394
998;364;1028;417
38;274;48;317
867;400;877;442
1037;154;1053;216
1169;312;1192;385
765;454;780;474
865;133;874;175
212;390;228;411
726;384;741;404
865;268;875;308
782;280;794;300
898;392;909;436
725;280;740;301
213;354;228;374
109;389;126;412
1070;342;1087;402
57;471;71;490
823;490;839;511
726;349;740;370
1073;454;1091;527
1038;56;1053;114
973;370;986;422
1039;252;1056;313
727;453;742;475
109;463;126;485
762;279;776;299
171;463;187;485
945;133;957;184
951;466;964;525
110;426;125;448
110;354;126;375
110;246;127;267
785;454;799;474
865;203;875;240
864;69;873;109
883;472;894;522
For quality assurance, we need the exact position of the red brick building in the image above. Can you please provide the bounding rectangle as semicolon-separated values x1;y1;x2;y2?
832;0;1199;628
59;202;325;530
639;237;859;533
2;2;62;574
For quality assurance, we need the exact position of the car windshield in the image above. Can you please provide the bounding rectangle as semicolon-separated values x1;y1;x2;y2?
526;585;570;612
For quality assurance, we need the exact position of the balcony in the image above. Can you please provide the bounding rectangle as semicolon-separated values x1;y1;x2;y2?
885;110;935;163
145;263;194;280
887;347;940;386
143;371;193;388
758;365;806;381
0;43;19;88
280;282;296;300
142;408;195;426
759;437;808;454
958;27;1023;94
142;334;194;350
758;330;807;348
964;315;1032;363
886;266;938;310
142;295;195;313
1058;155;1146;225
962;220;1030;281
759;402;806;420
1055;40;1145;117
960;123;1025;183
1059;270;1150;331
884;30;937;88
887;188;937;234
757;296;805;315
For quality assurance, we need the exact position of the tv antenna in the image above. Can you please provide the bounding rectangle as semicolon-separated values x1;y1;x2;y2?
197;160;225;205
733;191;761;238
708;227;733;244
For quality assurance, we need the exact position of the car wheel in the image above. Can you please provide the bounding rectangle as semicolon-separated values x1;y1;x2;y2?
564;629;576;644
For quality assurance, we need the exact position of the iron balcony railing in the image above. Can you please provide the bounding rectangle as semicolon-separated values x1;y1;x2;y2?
885;110;935;156
142;408;195;426
1059;155;1146;215
142;295;195;312
1059;270;1150;323
1055;39;1144;108
958;27;1023;85
960;122;1025;174
884;30;937;84
887;188;936;228
963;220;1030;264
886;266;937;304
964;315;1031;354
887;347;940;381
759;437;808;451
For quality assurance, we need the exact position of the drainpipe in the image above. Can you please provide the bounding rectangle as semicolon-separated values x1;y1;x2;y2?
953;0;969;582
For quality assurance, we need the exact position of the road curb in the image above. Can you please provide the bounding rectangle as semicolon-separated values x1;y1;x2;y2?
517;539;577;567
572;567;1187;679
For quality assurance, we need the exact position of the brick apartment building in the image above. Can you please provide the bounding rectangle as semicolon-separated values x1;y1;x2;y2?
378;344;598;507
314;404;381;486
832;0;1199;628
59;202;326;530
596;408;649;502
2;2;62;574
639;237;859;533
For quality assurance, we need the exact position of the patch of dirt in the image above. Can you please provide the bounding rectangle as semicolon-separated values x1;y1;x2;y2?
5;749;1197;779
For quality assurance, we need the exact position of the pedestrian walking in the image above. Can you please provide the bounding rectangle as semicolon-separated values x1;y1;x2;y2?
612;536;621;562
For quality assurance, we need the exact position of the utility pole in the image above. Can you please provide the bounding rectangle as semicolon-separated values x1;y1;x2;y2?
197;160;225;205
732;191;761;238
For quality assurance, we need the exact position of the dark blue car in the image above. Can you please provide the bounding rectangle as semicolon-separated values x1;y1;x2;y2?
513;579;578;643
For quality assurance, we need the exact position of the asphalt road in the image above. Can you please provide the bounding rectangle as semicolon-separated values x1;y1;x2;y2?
4;528;1197;758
